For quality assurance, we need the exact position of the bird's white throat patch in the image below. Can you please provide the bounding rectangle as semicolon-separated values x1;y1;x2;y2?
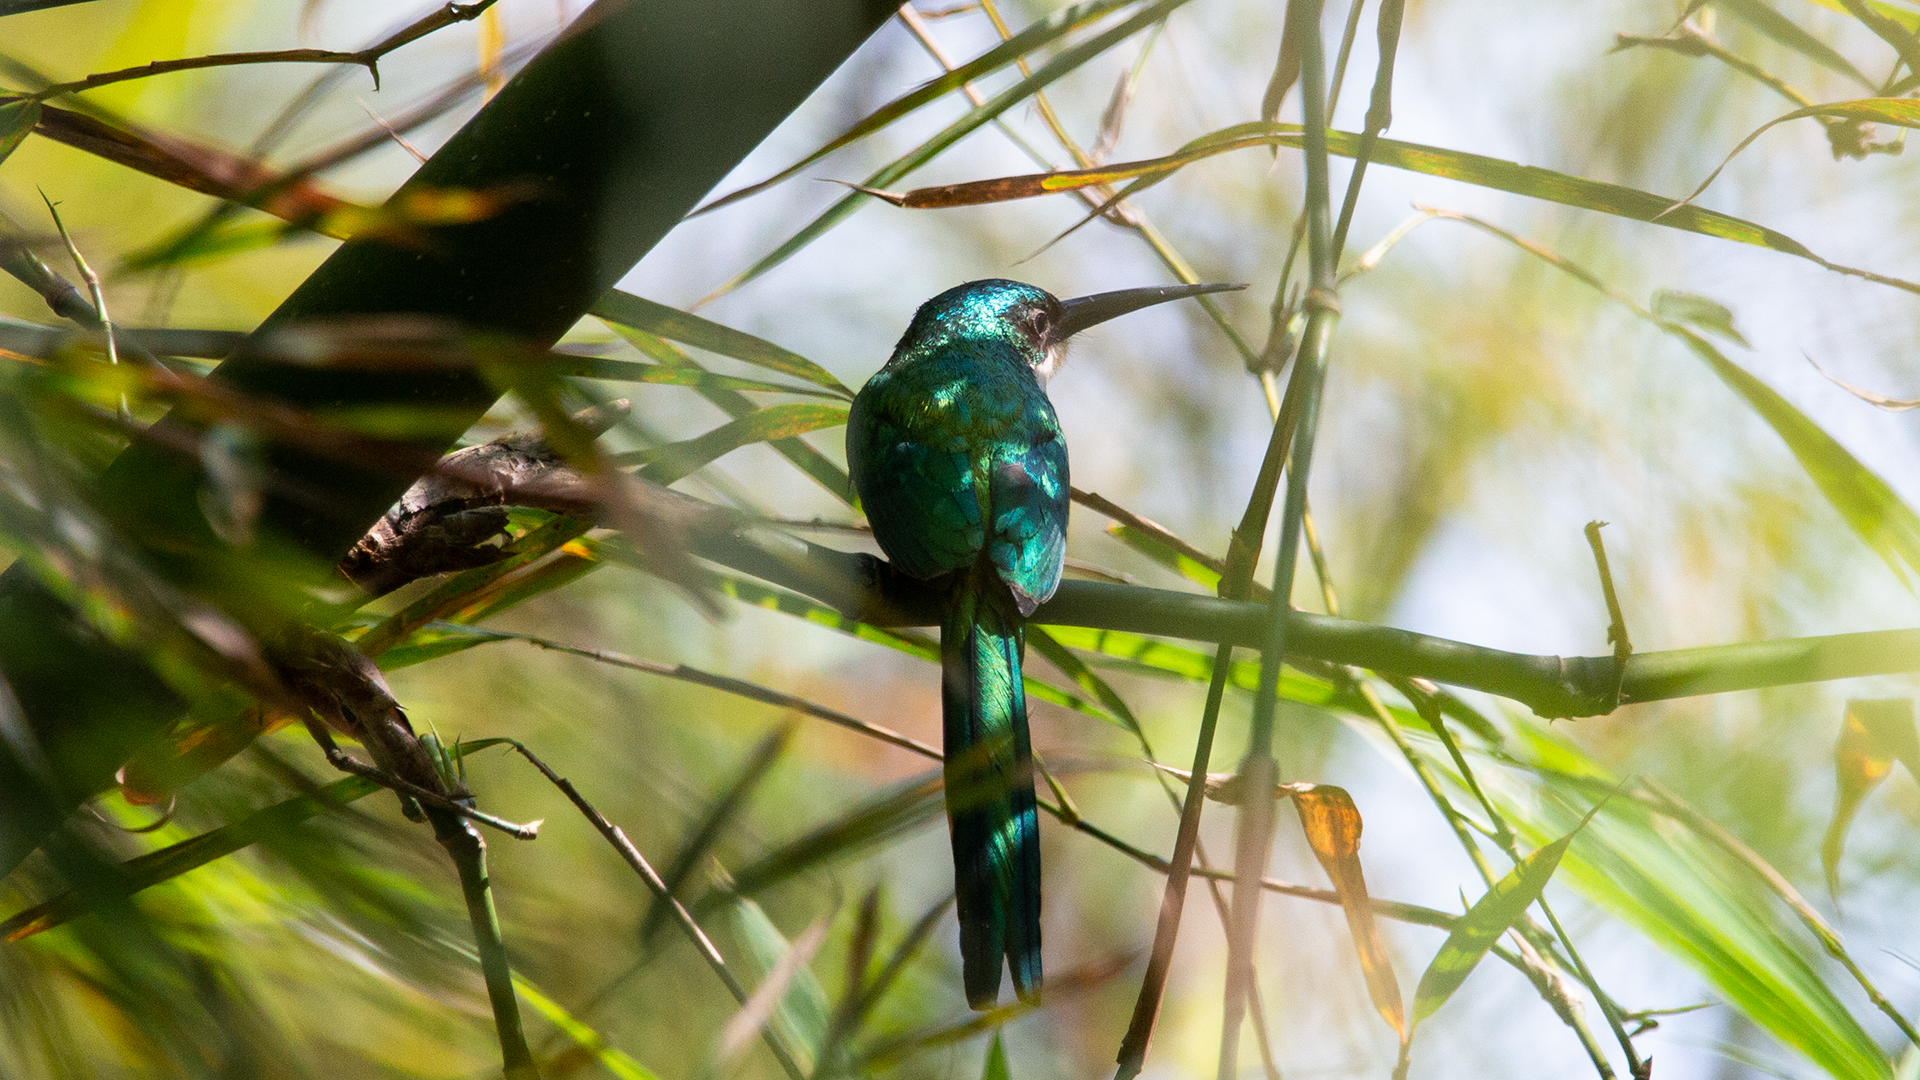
1032;340;1067;385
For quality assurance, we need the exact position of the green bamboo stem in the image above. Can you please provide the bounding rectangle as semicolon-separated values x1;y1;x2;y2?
436;812;541;1080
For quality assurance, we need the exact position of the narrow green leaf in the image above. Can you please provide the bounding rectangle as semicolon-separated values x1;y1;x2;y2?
592;290;852;398
0;97;39;167
513;975;665;1080
727;898;833;1071
1470;719;1895;1079
558;354;845;399
1652;289;1751;347
617;403;849;486
1798;0;1920;32
1673;98;1920;212
1411;819;1584;1025
688;0;1146;216
983;1031;1012;1080
1718;0;1879;88
703;0;1197;302
643;723;796;943
887;120;1854;272
606;324;855;504
706;772;947;910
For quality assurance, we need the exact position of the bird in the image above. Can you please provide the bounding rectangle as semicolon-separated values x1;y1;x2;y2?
847;277;1243;1008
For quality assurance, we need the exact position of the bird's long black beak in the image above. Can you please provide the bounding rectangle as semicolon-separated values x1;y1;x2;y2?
1053;282;1246;342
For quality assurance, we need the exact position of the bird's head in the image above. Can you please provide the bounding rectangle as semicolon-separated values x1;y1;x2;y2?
899;278;1245;384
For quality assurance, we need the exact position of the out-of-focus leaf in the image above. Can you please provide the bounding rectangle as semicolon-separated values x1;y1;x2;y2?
1260;10;1303;123
1652;289;1750;347
617;403;849;486
607;324;855;503
1294;785;1407;1041
714;575;1128;729
0;97;38;165
1806;353;1920;410
703;0;1196;302
705;772;946;910
983;1030;1012;1080
873;121;1915;289
592;291;852;398
1027;625;1146;741
643;723;796;943
1477;718;1895;1079
1411;816;1582;1026
1672;98;1920;210
513;975;664;1080
1718;0;1878;88
1798;0;1920;32
1822;698;1920;898
722;901;832;1073
559;354;843;398
689;0;1146;217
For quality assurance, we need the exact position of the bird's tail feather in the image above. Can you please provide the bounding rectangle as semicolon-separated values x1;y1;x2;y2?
941;566;1041;1009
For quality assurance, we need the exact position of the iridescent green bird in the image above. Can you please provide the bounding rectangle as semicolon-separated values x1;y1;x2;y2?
848;278;1242;1007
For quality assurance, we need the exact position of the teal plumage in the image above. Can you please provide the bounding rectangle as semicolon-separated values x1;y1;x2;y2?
848;280;1065;1007
848;277;1242;1009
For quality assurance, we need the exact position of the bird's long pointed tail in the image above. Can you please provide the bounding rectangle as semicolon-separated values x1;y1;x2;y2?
941;566;1041;1009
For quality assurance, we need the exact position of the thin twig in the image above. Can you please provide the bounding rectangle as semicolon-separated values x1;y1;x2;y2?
300;719;541;839
29;0;506;99
39;191;127;419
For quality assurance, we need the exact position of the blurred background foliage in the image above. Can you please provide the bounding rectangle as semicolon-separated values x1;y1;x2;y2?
3;0;1920;1078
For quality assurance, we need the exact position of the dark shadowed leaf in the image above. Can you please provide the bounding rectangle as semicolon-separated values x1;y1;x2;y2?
0;97;38;166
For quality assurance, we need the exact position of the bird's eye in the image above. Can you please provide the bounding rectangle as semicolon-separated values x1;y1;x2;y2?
1027;308;1051;335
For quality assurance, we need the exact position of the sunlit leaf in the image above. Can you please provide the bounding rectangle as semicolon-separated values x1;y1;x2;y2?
702;0;1197;302
872;121;1920;293
558;354;845;398
688;0;1148;217
1293;785;1407;1041
513;975;664;1080
618;403;849;486
1822;698;1920;898
1718;0;1878;88
592;290;852;398
1411;814;1585;1026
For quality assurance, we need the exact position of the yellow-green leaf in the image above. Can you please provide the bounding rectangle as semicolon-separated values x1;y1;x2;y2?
620;403;849;485
0;97;38;167
592;290;852;398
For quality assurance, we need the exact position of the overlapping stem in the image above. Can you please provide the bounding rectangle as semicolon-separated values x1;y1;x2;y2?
1219;0;1339;1073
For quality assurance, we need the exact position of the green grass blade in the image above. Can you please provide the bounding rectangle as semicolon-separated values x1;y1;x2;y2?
592;290;852;398
702;0;1198;302
703;772;946;910
559;354;845;399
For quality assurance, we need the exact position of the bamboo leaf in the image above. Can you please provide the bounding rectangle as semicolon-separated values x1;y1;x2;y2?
0;97;38;166
1293;785;1407;1041
876;121;1920;294
721;901;833;1072
705;772;947;910
617;403;849;486
688;0;1147;216
703;0;1198;302
1672;98;1920;212
559;354;845;399
1822;698;1920;898
606;324;855;504
1475;719;1896;1078
983;1030;1012;1080
1652;289;1751;347
1718;0;1879;88
1411;815;1586;1026
643;723;797;943
592;290;852;398
513;975;665;1080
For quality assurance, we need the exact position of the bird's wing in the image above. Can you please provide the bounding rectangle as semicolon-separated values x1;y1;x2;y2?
848;380;986;580
987;406;1069;617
